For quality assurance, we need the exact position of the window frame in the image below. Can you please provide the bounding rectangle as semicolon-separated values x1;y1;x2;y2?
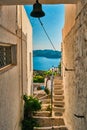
0;43;17;72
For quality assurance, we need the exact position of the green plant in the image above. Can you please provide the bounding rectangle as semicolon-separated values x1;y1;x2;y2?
44;70;57;77
22;118;39;130
44;70;52;76
44;87;50;95
22;94;42;130
46;104;52;111
23;95;42;117
58;62;61;74
33;75;44;83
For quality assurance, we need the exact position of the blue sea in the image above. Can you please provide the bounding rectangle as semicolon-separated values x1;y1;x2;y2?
33;56;61;71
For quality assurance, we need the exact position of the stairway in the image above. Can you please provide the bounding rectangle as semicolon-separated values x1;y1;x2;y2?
33;76;68;130
52;77;65;117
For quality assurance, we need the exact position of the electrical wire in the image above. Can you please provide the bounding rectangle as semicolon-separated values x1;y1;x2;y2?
38;18;56;51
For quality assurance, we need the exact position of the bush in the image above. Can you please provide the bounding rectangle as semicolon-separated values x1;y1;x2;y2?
44;70;52;76
23;95;42;118
22;94;42;130
33;75;44;83
22;118;38;130
44;70;57;77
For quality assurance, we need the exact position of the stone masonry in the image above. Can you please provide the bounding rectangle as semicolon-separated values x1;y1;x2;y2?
62;1;87;130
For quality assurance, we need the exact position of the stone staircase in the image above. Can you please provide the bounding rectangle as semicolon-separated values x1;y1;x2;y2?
52;77;65;117
34;95;51;117
33;76;68;130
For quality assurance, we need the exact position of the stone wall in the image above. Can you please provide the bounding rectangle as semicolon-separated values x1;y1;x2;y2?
62;4;76;39
0;6;32;130
62;1;87;130
62;23;75;130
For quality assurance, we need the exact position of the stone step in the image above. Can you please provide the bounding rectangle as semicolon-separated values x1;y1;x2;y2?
53;101;65;107
33;117;65;127
34;94;47;99
54;79;62;82
34;111;51;117
34;126;68;130
53;107;65;113
53;88;63;91
53;95;64;101
41;104;50;111
54;78;62;82
53;85;63;90
53;126;68;130
53;111;63;117
34;126;52;130
54;90;64;95
39;94;51;100
41;99;51;104
54;76;62;80
54;82;62;86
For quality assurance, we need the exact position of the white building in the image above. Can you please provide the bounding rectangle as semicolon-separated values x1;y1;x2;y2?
0;5;33;130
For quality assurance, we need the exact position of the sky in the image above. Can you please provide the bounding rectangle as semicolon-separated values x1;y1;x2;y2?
24;4;65;51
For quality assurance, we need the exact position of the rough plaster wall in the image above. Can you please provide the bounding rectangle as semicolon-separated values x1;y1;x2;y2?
62;27;75;130
0;5;32;130
74;0;87;129
0;67;21;130
63;4;76;39
0;6;22;130
0;6;17;33
63;1;87;130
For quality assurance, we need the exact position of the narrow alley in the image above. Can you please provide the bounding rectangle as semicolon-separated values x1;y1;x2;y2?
33;76;68;130
0;1;87;130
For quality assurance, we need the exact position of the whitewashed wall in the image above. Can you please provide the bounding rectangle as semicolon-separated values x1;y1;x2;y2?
0;5;32;130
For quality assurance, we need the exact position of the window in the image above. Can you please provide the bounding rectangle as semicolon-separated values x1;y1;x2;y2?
0;44;17;69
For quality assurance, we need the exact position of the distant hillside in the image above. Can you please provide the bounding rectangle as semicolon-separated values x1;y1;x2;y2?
33;49;61;59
